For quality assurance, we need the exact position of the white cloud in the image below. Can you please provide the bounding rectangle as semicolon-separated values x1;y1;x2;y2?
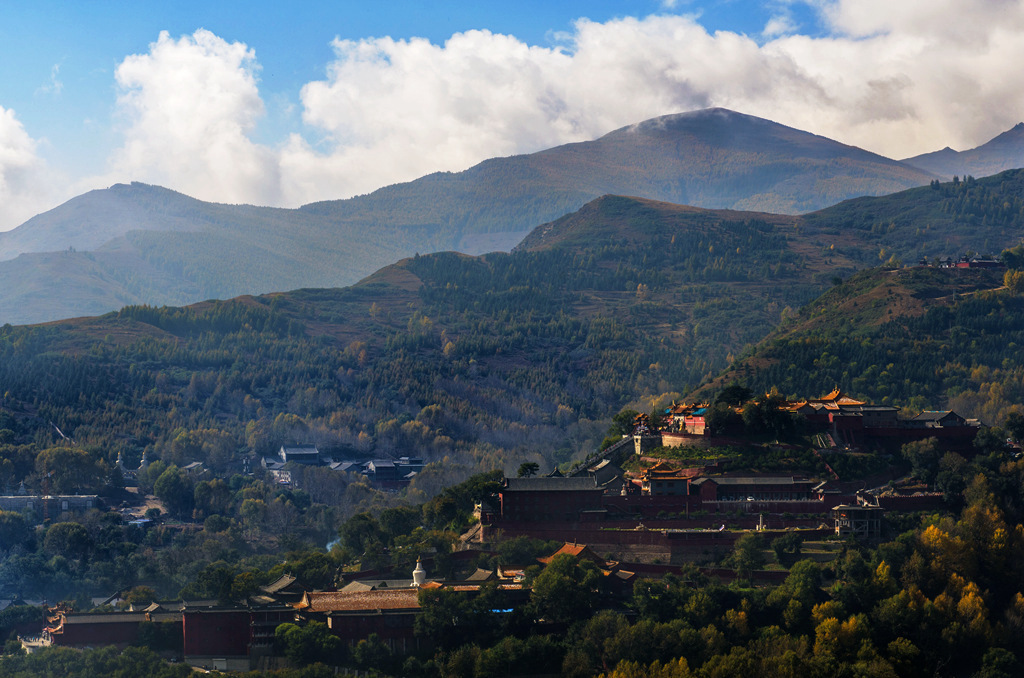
763;14;798;37
279;16;808;204
103;29;281;205
52;7;1024;219
0;106;55;230
769;0;1024;154
280;30;581;204
280;7;1024;206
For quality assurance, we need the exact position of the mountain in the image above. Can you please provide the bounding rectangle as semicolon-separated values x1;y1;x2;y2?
0;108;939;325
902;122;1024;179
0;184;435;324
302;107;937;246
0;183;209;260
0;194;862;480
5;173;1024;475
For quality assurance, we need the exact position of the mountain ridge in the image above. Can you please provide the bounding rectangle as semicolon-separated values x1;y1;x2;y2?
902;121;1024;179
0;108;941;325
4;177;1024;478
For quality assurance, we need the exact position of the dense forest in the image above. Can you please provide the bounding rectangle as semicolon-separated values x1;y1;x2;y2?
0;193;850;493
699;263;1024;426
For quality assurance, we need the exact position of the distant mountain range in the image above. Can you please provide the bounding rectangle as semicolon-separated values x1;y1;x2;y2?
0;107;954;325
903;122;1024;179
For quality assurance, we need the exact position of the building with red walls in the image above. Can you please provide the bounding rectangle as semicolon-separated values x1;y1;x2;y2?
182;601;295;671
498;476;604;522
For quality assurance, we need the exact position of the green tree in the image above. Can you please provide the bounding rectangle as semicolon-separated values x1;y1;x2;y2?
935;452;969;503
715;382;752;406
517;462;540;478
275;621;342;666
378;506;421;544
42;522;92;560
338;512;380;553
352;632;393;672
1001;244;1024;270
704;402;742;436
180;562;236;603
1005;411;1024;443
609;409;641;436
528;554;604;625
727;533;766;580
770;532;803;568
414;586;481;650
153;466;193;518
34;447;104;494
124;585;157;607
901;437;940;485
0;510;30;552
742;393;794;438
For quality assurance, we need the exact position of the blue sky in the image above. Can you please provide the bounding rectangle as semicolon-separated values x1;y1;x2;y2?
1;1;820;166
0;0;1021;229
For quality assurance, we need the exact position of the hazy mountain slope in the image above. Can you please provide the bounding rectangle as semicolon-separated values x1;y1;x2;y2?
902;122;1024;179
0;183;225;261
0;189;438;325
0;108;940;325
0;249;203;323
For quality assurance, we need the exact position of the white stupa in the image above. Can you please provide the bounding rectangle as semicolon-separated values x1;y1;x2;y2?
412;558;426;587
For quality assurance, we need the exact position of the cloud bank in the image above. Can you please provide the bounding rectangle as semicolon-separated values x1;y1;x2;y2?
0;106;55;230
104;29;281;206
281;1;1024;206
3;0;1024;229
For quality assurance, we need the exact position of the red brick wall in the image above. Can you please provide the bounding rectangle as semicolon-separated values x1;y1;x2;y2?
183;610;251;657
53;620;141;647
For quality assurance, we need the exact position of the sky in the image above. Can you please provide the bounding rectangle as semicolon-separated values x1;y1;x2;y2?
1;0;1024;231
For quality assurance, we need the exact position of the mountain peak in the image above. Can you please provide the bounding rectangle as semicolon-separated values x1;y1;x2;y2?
983;122;1024;147
902;121;1024;177
606;107;765;138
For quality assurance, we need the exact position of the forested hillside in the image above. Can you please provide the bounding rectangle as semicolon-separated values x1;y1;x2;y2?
5;178;1024;677
695;264;1024;425
802;169;1024;264
0;196;841;489
6;172;1024;487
